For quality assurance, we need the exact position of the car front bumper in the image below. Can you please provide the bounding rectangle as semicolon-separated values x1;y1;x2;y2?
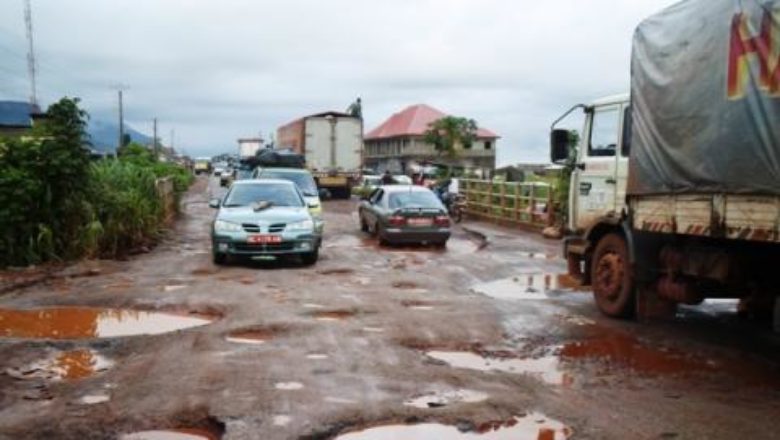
212;232;321;257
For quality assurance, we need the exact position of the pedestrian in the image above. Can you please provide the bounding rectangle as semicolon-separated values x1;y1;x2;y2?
381;170;396;185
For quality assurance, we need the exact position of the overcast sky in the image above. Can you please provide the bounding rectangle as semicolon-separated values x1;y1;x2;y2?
0;0;677;164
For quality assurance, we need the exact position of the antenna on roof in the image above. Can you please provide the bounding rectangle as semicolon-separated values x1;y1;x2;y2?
23;0;38;107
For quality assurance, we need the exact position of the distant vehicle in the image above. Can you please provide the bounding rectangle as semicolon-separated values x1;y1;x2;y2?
253;167;323;218
277;112;362;199
393;175;413;185
238;138;263;159
212;162;228;176
220;168;236;187
358;185;450;247
209;180;322;266
353;175;381;198
193;157;211;175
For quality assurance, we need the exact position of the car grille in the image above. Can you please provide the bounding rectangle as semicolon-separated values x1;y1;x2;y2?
240;223;287;233
242;223;260;233
234;242;295;252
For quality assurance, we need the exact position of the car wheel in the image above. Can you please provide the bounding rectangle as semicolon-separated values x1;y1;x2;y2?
301;249;319;266
435;240;448;249
213;252;227;265
378;225;390;246
359;213;369;233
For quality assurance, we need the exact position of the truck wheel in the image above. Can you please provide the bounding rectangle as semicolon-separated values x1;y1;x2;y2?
591;233;635;318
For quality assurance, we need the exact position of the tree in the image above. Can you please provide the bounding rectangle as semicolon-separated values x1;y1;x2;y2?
423;116;479;161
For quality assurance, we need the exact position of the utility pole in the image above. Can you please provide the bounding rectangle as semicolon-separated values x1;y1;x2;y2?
117;90;124;151
23;0;38;107
153;118;158;157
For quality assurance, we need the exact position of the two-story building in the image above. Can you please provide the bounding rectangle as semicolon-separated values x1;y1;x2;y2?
364;104;498;178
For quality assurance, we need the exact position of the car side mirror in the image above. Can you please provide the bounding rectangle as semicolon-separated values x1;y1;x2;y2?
209;198;221;209
550;129;571;164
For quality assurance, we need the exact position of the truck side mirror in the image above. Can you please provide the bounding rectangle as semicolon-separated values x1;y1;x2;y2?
209;198;221;209
550;129;571;164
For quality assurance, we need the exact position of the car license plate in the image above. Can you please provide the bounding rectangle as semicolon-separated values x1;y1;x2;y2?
408;218;433;227
247;235;282;244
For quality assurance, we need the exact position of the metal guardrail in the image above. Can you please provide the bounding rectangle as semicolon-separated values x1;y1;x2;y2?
460;179;555;229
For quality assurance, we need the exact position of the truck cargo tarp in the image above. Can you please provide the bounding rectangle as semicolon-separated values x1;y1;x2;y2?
629;0;780;196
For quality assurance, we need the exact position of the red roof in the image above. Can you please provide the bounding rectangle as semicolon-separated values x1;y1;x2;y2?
365;104;498;140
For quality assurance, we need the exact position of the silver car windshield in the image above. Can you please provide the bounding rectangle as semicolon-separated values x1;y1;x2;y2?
257;171;318;197
223;183;304;208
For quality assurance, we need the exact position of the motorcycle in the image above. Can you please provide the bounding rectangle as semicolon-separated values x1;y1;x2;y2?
440;191;466;223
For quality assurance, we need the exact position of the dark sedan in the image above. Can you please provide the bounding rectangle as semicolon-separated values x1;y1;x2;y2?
358;186;450;247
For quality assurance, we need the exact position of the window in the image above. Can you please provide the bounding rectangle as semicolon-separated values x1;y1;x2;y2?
621;106;632;157
369;189;384;205
588;107;619;157
485;141;492;150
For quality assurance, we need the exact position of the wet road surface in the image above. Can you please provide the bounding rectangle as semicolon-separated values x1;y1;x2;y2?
0;176;778;439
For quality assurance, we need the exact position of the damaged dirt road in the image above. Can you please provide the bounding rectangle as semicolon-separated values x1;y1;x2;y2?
0;177;778;440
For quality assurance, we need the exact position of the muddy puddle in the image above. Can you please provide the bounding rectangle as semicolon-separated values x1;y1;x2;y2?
120;429;219;440
427;351;567;385
275;381;304;390
6;349;112;381
312;310;357;322
318;268;355;275
335;412;571;439
401;300;436;311
471;274;578;300
0;307;213;339
225;326;285;345
404;389;488;408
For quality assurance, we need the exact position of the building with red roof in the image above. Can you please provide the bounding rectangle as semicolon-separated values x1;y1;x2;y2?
364;104;498;177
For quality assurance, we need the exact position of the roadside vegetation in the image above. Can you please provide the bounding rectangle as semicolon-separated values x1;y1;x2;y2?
0;97;192;267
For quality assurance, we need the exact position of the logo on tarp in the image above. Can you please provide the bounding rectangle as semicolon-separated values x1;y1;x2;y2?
727;8;779;99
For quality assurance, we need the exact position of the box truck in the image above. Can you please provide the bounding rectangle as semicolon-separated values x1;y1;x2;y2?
551;0;780;327
277;112;363;199
238;138;263;159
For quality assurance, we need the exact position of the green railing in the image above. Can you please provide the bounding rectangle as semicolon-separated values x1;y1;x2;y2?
460;179;555;229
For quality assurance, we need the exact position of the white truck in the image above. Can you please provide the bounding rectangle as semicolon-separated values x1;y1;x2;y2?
238;138;263;159
277;112;363;199
551;0;780;327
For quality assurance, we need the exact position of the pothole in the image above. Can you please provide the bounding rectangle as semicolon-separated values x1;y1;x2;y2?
225;325;287;345
317;268;354;275
470;273;577;300
425;350;567;385
275;381;304;390
401;300;436;311
120;429;219;440
312;310;357;322
334;412;572;439
403;389;489;408
5;349;112;381
0;307;214;339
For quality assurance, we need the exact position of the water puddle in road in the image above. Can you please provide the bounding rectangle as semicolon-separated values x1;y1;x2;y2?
120;430;219;440
392;281;420;290
403;389;489;408
225;326;286;345
318;268;355;275
335;412;571;439
426;351;567;385
164;285;187;292
401;300;436;311
362;326;385;333
559;333;713;377
306;353;329;360
273;415;292;427
0;307;214;339
471;274;577;300
303;303;326;309
6;349;112;381
79;393;111;405
275;381;304;390
313;310;357;322
191;267;218;276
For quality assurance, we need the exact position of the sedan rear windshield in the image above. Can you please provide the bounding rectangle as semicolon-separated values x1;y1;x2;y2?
388;191;443;210
257;171;318;197
224;183;303;207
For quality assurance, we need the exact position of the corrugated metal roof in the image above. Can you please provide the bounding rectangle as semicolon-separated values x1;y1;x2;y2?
0;100;40;128
365;104;498;140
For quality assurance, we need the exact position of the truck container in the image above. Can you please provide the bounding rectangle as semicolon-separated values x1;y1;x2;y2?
238;138;263;159
550;0;780;327
277;111;363;199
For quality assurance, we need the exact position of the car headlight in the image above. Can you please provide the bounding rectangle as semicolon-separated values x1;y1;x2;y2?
286;219;314;231
214;219;242;232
